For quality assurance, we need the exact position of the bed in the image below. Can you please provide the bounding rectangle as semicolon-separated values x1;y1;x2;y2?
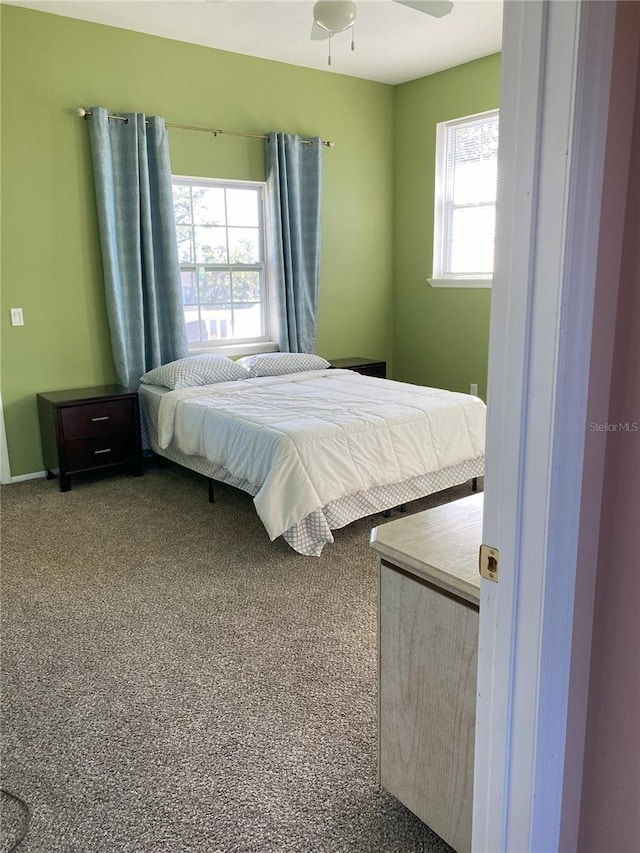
138;354;486;556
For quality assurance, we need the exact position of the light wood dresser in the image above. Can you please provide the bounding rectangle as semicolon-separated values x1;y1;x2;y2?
370;492;483;853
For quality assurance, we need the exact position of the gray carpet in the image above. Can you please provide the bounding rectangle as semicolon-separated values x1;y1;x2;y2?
1;463;477;852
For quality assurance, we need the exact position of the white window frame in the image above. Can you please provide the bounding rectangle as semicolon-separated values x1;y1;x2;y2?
172;176;278;356
428;108;499;289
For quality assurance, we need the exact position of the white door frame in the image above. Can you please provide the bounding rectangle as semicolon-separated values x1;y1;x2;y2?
474;2;619;851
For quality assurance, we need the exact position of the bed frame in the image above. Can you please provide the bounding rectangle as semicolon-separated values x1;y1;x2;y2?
150;435;483;555
140;382;484;556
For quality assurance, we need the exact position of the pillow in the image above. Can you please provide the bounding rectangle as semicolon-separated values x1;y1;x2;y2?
139;355;250;390
237;352;331;378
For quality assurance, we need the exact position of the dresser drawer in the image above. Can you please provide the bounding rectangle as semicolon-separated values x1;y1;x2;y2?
61;398;135;438
63;432;138;473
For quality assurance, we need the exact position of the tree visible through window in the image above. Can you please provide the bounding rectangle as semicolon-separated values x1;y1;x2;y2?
172;178;272;349
432;110;499;285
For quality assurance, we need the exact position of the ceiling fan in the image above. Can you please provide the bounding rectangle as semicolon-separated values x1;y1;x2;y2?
311;0;454;64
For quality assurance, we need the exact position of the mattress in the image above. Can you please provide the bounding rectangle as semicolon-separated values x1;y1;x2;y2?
139;370;485;556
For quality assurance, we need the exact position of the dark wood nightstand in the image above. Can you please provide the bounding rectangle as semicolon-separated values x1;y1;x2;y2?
328;357;387;379
37;385;143;492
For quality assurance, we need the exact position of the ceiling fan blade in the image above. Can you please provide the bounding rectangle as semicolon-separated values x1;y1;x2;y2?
393;0;454;18
311;21;331;40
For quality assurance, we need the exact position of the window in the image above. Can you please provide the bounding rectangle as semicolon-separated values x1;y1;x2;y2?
430;109;499;288
172;177;275;353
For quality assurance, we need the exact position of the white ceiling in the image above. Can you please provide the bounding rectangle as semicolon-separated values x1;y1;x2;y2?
5;0;503;84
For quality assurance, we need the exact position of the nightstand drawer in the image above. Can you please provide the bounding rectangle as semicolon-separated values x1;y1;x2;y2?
64;432;137;472
61;398;135;438
352;362;386;378
329;358;387;379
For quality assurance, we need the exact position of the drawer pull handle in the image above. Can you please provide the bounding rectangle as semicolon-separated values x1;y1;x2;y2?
94;448;112;455
91;416;110;422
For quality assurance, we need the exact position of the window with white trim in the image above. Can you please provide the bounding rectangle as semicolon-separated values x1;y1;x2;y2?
430;109;499;287
172;177;275;352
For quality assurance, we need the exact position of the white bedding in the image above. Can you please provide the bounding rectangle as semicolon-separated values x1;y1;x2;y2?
155;369;486;543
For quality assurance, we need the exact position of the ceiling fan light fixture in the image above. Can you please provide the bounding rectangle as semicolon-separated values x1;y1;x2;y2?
313;0;357;35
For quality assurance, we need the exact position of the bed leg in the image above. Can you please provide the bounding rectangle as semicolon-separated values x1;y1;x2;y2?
398;504;407;513
208;479;215;504
472;477;478;492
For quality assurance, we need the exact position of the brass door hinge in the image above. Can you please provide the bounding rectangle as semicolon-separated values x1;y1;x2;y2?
479;544;499;582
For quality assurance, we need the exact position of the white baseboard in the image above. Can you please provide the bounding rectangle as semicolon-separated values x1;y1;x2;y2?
6;471;46;484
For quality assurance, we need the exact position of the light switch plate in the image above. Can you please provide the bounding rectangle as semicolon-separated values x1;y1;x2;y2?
10;308;24;326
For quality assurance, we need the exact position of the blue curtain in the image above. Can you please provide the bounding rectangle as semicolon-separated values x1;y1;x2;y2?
87;106;188;389
265;132;323;353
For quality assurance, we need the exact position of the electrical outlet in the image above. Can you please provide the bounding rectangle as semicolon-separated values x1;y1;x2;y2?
10;308;24;327
470;382;478;397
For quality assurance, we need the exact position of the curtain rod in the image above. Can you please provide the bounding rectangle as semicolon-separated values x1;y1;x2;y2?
76;108;334;148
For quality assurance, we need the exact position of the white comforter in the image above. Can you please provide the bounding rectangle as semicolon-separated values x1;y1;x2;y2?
156;369;486;541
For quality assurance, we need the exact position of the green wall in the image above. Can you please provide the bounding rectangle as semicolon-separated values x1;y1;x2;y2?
1;6;499;477
0;5;395;475
393;53;501;399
